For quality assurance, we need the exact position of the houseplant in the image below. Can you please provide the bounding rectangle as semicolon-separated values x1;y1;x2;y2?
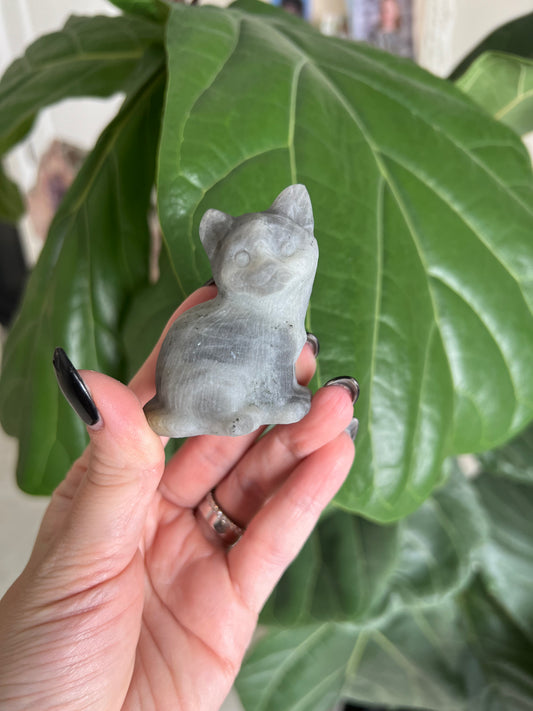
0;2;532;708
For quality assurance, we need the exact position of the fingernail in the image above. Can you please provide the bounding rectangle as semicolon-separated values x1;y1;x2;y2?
202;277;216;287
52;347;101;427
305;332;320;357
345;417;359;441
324;376;360;404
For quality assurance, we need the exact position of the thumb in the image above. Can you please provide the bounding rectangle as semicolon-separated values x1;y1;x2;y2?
53;349;165;571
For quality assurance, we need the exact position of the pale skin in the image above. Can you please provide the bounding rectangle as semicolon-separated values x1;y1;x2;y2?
0;285;355;711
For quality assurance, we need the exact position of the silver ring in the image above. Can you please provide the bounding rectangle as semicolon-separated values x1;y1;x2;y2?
197;490;245;547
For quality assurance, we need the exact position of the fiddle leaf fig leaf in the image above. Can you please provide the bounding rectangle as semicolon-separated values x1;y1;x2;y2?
474;474;533;636
0;51;165;494
239;579;533;711
456;52;533;135
121;249;187;380
477;421;533;484
237;612;466;711
261;466;486;626
390;465;487;606
457;578;533;711
158;1;533;521
0;163;25;223
240;470;533;710
108;0;168;22
0;13;163;155
341;579;533;711
261;510;399;626
237;623;359;711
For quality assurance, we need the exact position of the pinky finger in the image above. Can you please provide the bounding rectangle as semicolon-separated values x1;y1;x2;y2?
227;433;355;615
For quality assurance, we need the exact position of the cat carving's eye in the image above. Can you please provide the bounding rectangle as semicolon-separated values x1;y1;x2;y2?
279;240;295;257
235;249;251;266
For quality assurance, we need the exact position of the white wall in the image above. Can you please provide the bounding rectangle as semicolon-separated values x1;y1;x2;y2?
417;0;533;76
451;0;533;72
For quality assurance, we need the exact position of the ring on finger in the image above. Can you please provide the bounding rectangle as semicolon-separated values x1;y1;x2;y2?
197;489;245;547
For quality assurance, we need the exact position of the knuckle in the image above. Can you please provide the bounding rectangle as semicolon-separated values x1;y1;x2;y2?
259;536;292;573
287;484;323;524
88;435;164;489
234;467;270;508
276;428;309;461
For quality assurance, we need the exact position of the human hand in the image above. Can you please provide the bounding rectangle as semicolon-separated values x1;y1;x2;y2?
0;284;358;711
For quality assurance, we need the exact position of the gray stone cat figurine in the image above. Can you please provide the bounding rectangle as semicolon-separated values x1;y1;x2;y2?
144;184;319;437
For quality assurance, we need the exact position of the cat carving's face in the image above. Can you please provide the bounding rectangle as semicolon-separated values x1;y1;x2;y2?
199;185;318;296
214;213;316;294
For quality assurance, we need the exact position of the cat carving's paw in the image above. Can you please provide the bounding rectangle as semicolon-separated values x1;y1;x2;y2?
272;391;311;425
226;411;257;437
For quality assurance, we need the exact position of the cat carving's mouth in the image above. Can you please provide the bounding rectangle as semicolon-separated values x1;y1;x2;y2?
255;261;278;284
241;260;290;293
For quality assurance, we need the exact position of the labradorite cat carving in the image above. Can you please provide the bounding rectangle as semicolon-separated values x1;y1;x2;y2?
144;184;319;437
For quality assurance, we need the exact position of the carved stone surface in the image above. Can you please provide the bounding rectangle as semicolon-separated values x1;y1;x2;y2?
144;184;319;437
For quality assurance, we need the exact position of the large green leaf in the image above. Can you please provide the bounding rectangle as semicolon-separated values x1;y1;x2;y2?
457;52;533;135
237;611;467;711
261;509;399;626
458;580;533;711
342;578;533;711
121;247;187;380
0;13;162;155
157;1;533;520
477;422;533;484
108;0;168;23
342;601;467;710
239;580;533;711
0;163;24;223
0;50;165;494
237;623;358;711
238;471;533;711
474;474;533;636
261;466;486;626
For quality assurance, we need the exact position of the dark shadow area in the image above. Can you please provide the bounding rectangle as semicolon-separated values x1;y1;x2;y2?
0;221;27;327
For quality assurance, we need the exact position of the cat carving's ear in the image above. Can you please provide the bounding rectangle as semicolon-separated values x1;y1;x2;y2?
269;184;314;231
199;209;234;260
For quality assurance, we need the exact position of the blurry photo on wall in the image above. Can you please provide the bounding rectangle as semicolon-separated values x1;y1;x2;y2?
348;0;414;56
270;0;414;53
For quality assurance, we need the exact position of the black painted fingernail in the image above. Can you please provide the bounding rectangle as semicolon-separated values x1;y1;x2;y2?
324;376;360;404
305;332;320;357
202;277;216;287
52;347;101;427
346;417;359;442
